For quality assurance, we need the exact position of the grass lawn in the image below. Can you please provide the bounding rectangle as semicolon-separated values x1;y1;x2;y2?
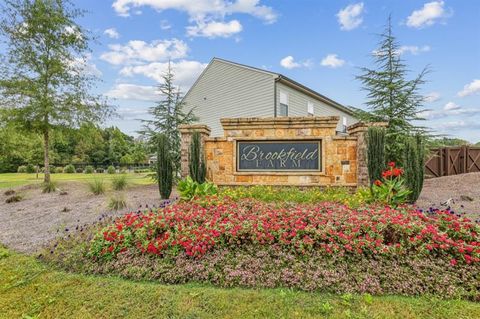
0;248;479;319
0;172;154;189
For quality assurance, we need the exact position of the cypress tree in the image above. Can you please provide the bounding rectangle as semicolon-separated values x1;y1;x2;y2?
367;126;386;184
404;137;420;203
188;131;206;183
156;134;173;199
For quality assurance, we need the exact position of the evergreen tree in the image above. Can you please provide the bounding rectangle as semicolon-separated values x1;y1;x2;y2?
356;16;428;165
141;61;196;177
0;0;111;182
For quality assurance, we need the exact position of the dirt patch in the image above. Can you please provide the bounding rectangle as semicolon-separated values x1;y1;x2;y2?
416;172;480;219
0;181;171;254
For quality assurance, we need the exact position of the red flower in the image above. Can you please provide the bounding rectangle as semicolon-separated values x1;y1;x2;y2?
382;170;393;178
450;258;457;266
374;180;382;186
392;168;403;177
388;162;395;167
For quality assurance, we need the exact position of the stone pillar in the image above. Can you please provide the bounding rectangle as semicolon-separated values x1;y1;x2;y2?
347;122;388;187
179;124;211;178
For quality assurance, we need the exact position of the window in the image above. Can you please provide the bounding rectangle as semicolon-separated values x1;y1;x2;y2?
307;101;314;116
279;91;288;116
342;116;348;133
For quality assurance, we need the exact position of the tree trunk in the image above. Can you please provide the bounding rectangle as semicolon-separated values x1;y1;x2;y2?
43;128;50;183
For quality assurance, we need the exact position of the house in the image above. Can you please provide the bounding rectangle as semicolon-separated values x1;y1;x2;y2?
182;57;359;136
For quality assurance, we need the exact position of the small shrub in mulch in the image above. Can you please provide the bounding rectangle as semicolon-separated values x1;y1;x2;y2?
4;189;15;196
5;195;23;203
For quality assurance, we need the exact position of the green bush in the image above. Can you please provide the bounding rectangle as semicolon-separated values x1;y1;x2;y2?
26;164;36;174
178;176;218;201
107;165;116;174
188;131;206;183
55;166;64;174
95;168;104;173
404;135;425;203
84;165;94;174
76;167;83;173
64;164;75;174
366;126;386;185
111;175;128;191
156;134;173;199
219;185;372;208
88;179;105;195
42;181;57;193
17;165;27;173
108;194;127;210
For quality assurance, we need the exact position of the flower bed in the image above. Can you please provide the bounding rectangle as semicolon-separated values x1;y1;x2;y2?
90;198;480;265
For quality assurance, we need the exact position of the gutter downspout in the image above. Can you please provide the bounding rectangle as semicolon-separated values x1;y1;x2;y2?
274;76;280;117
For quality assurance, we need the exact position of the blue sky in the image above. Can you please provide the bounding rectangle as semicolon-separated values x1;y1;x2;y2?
77;0;479;142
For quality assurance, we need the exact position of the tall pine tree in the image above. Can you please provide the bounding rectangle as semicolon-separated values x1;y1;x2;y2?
141;61;196;177
356;16;428;164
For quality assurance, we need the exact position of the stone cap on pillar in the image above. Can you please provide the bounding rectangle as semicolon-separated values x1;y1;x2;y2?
179;124;211;135
347;122;388;135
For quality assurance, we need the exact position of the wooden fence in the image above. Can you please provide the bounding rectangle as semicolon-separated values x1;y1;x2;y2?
425;146;480;178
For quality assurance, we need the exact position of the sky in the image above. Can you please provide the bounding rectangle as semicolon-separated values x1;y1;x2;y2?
75;0;480;142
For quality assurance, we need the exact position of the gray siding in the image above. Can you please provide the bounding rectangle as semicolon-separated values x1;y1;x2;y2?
183;60;275;136
275;82;358;132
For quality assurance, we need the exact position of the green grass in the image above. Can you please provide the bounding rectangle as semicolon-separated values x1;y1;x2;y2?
1;248;479;319
0;173;154;189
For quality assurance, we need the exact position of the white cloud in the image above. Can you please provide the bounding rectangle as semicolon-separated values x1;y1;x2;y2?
458;79;480;97
100;39;188;65
106;84;159;101
279;56;312;69
160;20;172;30
320;54;345;68
434;120;480;131
406;1;449;28
420;102;477;120
424;91;440;103
397;45;431;55
443;101;460;111
104;28;120;39
116;107;150;120
336;3;364;31
119;60;207;91
112;0;277;38
187;20;242;38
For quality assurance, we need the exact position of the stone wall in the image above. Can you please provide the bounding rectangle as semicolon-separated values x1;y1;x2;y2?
180;117;384;187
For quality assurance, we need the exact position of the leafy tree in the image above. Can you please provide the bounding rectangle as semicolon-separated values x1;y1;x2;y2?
141;61;196;176
356;16;428;164
0;0;111;182
426;137;471;148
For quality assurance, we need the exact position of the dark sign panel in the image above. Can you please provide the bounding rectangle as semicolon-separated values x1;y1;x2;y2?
237;140;321;171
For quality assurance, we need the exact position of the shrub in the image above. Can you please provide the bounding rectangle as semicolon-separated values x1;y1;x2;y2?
5;194;23;203
156;134;173;199
404;135;425;203
111;175;128;191
177;176;217;201
26;164;36;173
371;162;411;207
219;186;371;208
107;165;116;174
64;164;76;174
84;165;94;174
88;179;105;195
366;126;386;185
42;181;57;193
17;165;27;173
188;131;206;183
95;168;104;173
76;167;83;173
108;194;127;210
55;166;64;173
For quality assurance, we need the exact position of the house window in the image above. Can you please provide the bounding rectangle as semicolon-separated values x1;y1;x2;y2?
342;116;348;133
279;91;288;116
307;101;314;116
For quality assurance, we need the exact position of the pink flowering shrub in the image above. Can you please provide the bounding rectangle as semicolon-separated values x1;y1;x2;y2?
89;198;480;266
